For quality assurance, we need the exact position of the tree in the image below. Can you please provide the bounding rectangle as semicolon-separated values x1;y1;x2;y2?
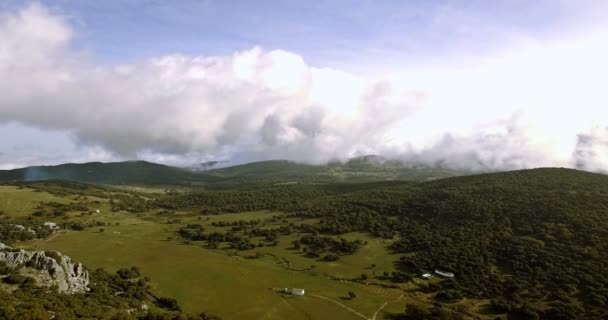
322;253;339;261
199;312;223;320
348;291;357;299
157;297;181;311
116;266;140;279
404;303;432;319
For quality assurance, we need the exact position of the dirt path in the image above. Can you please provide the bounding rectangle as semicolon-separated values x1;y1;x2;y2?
31;230;65;249
279;295;313;320
371;294;403;320
309;292;404;320
310;294;370;320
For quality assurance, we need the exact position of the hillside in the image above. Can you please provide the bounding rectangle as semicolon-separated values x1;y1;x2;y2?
153;168;608;319
0;161;215;186
3;167;607;319
0;157;469;186
206;157;465;183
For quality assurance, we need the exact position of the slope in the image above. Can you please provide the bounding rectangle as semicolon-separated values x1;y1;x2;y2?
0;158;468;186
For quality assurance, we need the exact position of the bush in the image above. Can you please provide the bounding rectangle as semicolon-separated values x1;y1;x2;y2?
157;297;181;311
116;266;140;279
199;312;223;320
45;251;62;264
321;253;339;262
0;261;11;275
3;274;33;285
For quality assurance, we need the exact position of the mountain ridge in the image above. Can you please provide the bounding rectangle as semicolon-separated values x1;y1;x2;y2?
0;158;471;186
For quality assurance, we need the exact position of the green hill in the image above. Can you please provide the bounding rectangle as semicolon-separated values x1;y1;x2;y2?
0;161;216;186
4;167;608;319
154;167;608;318
0;157;468;186
205;156;467;183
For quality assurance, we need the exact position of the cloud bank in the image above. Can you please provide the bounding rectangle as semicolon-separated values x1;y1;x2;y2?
1;3;608;171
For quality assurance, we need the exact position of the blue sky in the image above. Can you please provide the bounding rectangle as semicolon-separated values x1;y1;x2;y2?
7;0;604;70
1;1;608;170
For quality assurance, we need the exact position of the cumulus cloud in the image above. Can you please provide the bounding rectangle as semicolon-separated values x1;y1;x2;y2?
575;127;608;172
1;3;608;171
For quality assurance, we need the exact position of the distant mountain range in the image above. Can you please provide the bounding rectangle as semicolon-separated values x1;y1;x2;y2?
0;156;470;186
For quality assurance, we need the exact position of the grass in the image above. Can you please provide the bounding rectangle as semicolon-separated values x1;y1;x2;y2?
3;184;502;319
21;213;407;319
0;186;70;218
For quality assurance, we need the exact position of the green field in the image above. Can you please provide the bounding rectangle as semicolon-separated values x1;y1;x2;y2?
0;185;71;217
4;179;537;319
22;212;408;319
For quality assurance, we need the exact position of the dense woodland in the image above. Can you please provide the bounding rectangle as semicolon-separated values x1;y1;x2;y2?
5;168;608;319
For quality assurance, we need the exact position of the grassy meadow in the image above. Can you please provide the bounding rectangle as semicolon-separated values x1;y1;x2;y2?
2;187;405;319
0;185;70;217
3;184;501;319
22;213;406;319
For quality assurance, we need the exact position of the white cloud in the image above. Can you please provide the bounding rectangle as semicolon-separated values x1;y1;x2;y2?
575;126;608;172
1;3;608;171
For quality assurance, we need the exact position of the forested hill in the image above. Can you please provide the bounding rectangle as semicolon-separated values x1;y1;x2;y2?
319;168;608;319
149;167;608;319
0;161;215;186
0;157;468;186
6;167;608;318
203;157;466;182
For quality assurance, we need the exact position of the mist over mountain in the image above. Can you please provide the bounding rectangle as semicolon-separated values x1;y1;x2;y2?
1;3;608;171
0;157;470;186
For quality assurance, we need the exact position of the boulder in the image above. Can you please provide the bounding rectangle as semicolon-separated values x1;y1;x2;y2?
0;243;89;293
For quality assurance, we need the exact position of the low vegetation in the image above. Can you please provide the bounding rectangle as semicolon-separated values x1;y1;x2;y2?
0;260;221;320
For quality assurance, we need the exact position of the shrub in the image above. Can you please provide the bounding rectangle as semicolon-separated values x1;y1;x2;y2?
3;274;32;285
116;266;140;279
45;251;62;264
0;261;11;275
157;297;181;311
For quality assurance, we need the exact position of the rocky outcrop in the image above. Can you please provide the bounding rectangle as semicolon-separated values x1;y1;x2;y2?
0;243;89;293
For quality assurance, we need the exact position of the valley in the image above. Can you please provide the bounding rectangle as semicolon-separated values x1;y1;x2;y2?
2;164;608;319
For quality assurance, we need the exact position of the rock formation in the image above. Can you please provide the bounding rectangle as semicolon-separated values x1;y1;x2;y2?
0;243;89;293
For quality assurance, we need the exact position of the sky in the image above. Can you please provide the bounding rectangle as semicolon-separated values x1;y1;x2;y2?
1;0;608;171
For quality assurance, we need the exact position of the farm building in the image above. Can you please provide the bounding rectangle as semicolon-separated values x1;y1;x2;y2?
434;269;455;278
44;222;59;230
282;288;305;296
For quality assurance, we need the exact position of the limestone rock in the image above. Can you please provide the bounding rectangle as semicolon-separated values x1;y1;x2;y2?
0;243;89;293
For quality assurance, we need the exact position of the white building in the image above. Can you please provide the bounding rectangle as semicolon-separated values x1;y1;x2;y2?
283;288;305;296
44;222;59;230
434;269;455;278
291;288;305;296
